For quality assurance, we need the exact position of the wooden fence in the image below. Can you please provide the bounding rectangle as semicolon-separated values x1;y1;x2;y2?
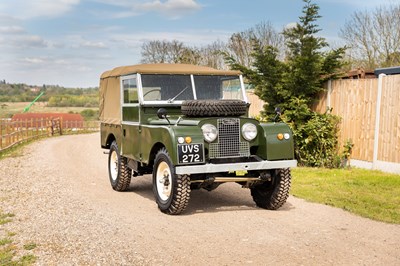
246;90;265;117
243;77;400;173
314;76;400;173
0;118;99;152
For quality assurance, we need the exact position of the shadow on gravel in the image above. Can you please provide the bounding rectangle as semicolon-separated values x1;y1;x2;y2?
125;175;295;215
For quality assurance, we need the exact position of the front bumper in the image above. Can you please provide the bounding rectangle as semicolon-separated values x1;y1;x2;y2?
175;159;297;175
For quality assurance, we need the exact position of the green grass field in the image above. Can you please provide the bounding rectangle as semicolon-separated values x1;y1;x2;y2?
291;167;400;224
0;102;98;118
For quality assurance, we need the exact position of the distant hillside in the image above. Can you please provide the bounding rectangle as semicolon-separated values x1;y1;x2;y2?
0;83;99;107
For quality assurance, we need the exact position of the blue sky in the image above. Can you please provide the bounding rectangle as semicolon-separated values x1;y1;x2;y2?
0;0;399;88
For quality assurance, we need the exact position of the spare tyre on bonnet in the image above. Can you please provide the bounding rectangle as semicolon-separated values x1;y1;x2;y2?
99;63;297;215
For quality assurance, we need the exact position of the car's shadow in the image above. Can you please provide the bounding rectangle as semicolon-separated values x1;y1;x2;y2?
128;175;294;215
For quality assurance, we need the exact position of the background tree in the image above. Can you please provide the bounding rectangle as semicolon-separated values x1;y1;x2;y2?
227;0;345;167
141;40;186;63
139;21;282;70
340;4;400;69
226;21;283;68
140;39;226;68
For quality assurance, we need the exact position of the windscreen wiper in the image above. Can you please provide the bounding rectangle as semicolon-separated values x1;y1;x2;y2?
167;86;189;103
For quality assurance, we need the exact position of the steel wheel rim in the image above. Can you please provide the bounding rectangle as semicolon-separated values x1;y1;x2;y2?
109;150;118;181
156;161;172;201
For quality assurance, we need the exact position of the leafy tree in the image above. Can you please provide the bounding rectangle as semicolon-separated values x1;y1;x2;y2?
226;0;346;167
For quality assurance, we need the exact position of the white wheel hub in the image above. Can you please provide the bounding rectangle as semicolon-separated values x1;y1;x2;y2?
109;150;118;181
156;161;172;201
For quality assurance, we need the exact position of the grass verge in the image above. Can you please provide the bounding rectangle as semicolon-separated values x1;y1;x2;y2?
0;210;37;265
0;137;43;161
291;167;400;224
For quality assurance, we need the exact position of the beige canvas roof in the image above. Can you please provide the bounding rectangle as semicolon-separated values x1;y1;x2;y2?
100;63;241;79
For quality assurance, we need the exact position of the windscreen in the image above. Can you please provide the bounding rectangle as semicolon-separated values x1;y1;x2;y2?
141;74;194;101
140;74;243;102
194;75;243;100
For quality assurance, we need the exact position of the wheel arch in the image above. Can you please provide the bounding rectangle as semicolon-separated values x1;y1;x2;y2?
105;133;116;149
148;142;166;168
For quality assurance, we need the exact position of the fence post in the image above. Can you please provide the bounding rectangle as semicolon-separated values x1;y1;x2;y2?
327;79;332;109
59;117;63;135
373;74;386;169
0;120;2;150
39;118;42;137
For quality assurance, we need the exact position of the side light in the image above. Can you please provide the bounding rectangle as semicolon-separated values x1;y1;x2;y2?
284;133;290;140
178;137;185;144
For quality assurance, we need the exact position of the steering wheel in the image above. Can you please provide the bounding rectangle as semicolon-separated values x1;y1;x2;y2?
143;88;161;100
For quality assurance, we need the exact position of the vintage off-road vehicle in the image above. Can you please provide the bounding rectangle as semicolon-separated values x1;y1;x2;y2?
100;64;297;214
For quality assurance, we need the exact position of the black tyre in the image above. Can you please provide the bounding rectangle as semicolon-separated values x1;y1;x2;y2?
250;168;291;210
181;100;247;117
153;148;191;215
108;141;132;191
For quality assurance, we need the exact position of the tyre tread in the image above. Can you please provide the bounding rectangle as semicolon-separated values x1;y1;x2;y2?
251;168;291;210
109;141;132;192
154;148;191;215
182;100;247;117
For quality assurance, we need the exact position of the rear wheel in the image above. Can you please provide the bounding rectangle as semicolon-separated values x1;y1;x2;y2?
250;168;291;210
153;148;190;215
108;141;132;191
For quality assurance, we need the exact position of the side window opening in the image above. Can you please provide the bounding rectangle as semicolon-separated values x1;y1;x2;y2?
123;78;138;104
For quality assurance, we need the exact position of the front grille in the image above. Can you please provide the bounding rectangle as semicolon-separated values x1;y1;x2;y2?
209;118;250;158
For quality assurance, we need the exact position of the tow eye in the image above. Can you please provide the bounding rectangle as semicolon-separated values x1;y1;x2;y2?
260;171;272;181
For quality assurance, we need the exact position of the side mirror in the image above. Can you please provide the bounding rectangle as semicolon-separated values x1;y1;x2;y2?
274;107;281;116
157;108;168;119
274;107;282;122
157;108;171;126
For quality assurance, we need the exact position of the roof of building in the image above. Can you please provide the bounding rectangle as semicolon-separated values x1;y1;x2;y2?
374;66;400;76
100;63;241;79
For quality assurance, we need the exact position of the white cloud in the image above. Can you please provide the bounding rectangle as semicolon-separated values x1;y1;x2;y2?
0;26;24;34
94;0;201;19
284;22;297;30
15;35;48;48
22;57;46;64
0;0;80;19
139;0;201;19
320;0;400;8
0;35;48;49
80;41;107;49
111;29;231;48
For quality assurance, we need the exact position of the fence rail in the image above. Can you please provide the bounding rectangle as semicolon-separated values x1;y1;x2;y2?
0;118;99;152
314;76;400;174
240;79;400;174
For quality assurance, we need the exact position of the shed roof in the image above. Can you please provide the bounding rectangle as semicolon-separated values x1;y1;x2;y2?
100;63;241;79
374;66;400;76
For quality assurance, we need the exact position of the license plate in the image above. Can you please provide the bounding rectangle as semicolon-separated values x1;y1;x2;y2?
177;144;204;164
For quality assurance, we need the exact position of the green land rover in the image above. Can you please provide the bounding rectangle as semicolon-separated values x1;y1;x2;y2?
100;63;297;215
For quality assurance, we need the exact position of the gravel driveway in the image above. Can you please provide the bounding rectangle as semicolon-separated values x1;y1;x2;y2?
0;133;399;265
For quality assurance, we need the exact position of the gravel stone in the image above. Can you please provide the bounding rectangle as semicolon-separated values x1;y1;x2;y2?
0;133;399;265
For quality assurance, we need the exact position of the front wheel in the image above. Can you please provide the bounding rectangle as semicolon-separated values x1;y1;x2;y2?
108;141;132;191
250;168;291;210
153;148;191;215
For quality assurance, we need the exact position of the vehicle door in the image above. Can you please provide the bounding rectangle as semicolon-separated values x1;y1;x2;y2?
121;75;140;160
